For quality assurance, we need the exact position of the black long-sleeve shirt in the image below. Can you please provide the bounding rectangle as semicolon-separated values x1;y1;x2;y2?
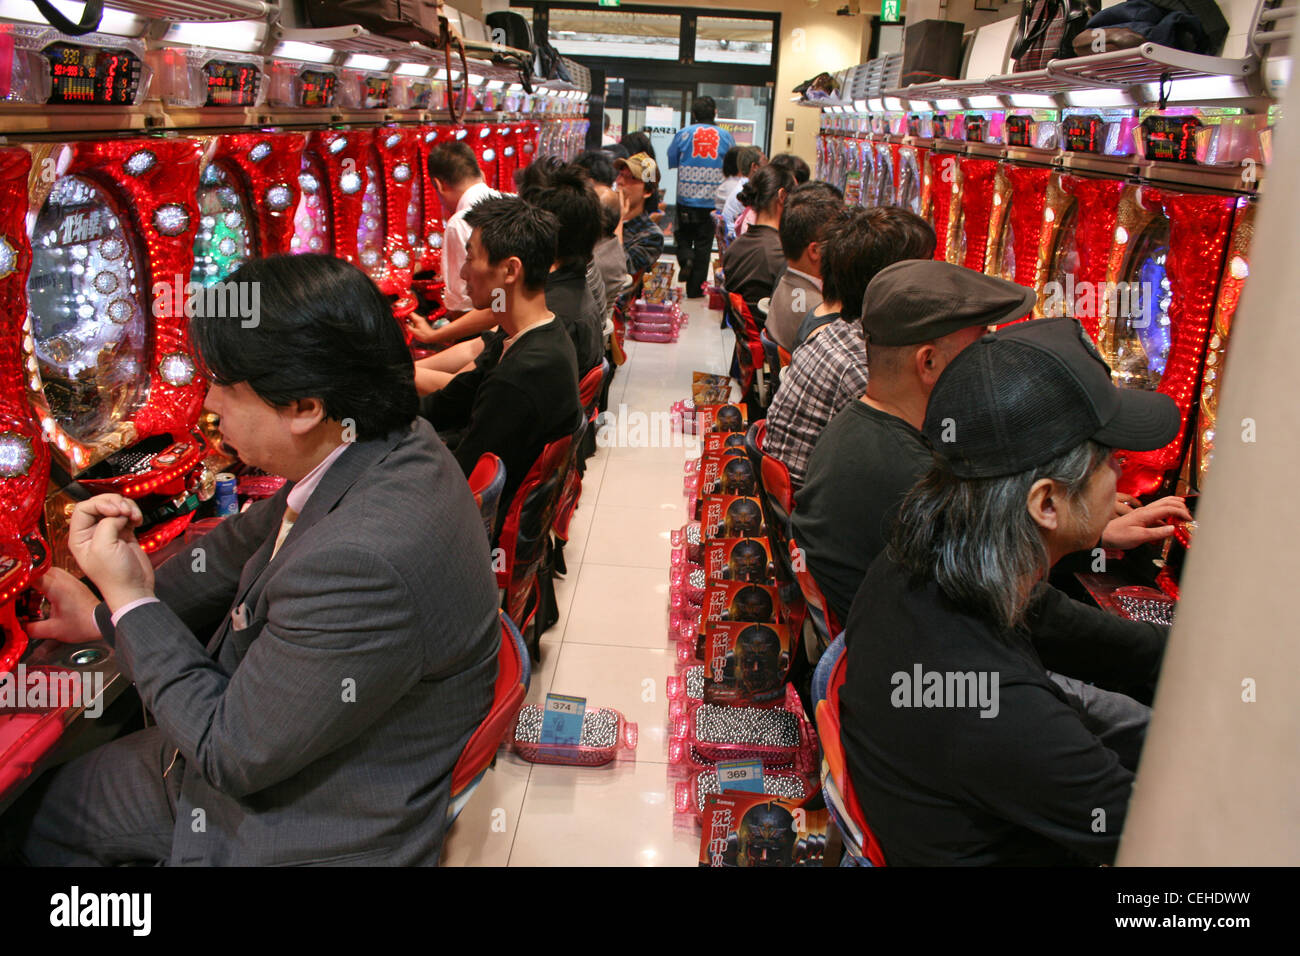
420;320;580;531
841;558;1139;866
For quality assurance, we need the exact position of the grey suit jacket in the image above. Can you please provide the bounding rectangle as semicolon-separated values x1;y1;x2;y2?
765;269;824;354
98;419;500;865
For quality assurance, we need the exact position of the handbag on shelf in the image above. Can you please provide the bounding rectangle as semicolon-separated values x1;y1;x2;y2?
1071;0;1227;56
1010;0;1100;72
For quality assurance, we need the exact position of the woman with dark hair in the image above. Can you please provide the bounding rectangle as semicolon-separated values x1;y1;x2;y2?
721;164;795;312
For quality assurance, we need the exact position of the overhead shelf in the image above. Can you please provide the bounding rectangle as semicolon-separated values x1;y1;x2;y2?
275;25;444;64
881;42;1262;107
112;0;269;20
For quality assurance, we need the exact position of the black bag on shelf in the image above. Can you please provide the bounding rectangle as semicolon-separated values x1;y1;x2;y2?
31;0;103;35
1072;0;1228;57
301;0;443;45
485;10;534;54
901;19;967;86
1010;0;1099;72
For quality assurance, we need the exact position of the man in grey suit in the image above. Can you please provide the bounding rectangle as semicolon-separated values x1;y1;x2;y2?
9;254;500;866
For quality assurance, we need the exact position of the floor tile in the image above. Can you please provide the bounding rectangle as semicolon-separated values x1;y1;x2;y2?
562;564;671;648
441;755;532;867
582;505;677;569
596;458;689;511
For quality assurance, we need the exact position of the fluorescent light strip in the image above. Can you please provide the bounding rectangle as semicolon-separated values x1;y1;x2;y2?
345;53;391;72
936;98;963;111
884;97;904;111
466;73;485;85
1064;88;1133;108
1010;93;1056;109
163;20;263;53
969;95;1002;109
275;40;337;64
396;62;431;77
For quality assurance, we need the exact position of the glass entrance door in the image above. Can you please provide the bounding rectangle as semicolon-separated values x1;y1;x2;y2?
621;82;690;237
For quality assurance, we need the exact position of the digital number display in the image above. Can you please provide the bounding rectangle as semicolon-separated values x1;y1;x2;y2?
1005;115;1033;147
1063;115;1105;153
408;81;432;110
362;75;390;109
1141;115;1203;164
298;69;337;108
43;42;142;105
964;115;987;142
203;60;262;107
906;114;922;137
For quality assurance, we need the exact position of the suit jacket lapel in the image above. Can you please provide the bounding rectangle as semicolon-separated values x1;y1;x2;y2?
204;425;411;657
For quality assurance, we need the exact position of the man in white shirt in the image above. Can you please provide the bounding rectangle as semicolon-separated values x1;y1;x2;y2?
765;183;845;352
407;141;501;351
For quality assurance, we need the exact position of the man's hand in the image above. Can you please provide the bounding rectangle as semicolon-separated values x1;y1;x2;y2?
405;312;447;345
67;494;156;611
1101;496;1193;550
618;185;631;222
1112;493;1142;518
25;567;103;643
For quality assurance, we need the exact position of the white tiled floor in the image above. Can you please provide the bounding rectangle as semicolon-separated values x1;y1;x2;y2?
441;291;733;867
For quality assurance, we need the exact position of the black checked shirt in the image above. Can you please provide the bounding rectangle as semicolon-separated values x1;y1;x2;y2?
622;213;665;278
764;319;870;487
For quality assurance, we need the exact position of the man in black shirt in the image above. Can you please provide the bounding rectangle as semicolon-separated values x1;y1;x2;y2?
518;161;606;375
840;315;1182;865
420;197;581;533
795;261;1191;630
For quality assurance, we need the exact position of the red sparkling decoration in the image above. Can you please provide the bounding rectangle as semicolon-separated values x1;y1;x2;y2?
1116;189;1235;498
304;129;371;273
888;142;903;199
1005;165;1051;289
206;131;306;257
462;123;503;193
957;157;998;272
65;138;207;445
1058;174;1126;342
371;128;419;296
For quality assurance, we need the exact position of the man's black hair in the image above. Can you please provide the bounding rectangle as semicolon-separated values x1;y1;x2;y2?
427;141;483;186
692;95;718;125
620;130;656;164
463;195;559;291
821;206;936;322
779;183;848;260
574;149;616;187
597;187;621;238
519;161;601;267
191;254;415;441
768;153;811;185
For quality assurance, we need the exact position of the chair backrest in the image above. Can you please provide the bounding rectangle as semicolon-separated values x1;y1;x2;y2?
759;328;782;393
727;292;767;394
467;453;507;543
447;610;531;823
777;344;793;369
578;358;608;415
496;430;578;624
812;633;887;867
788;535;842;653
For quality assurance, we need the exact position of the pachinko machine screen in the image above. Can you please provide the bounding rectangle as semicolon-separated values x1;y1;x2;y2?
26;176;150;456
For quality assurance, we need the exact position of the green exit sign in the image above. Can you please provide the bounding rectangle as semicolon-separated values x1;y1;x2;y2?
598;0;620;6
882;0;901;23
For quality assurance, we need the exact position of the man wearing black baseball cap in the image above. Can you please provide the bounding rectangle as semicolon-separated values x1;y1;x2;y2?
838;313;1182;866
794;260;1190;629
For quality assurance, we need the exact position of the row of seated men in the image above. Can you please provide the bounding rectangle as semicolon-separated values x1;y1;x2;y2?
725;172;1193;863
0;145;669;866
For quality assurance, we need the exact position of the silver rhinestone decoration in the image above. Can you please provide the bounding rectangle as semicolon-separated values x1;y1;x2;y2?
429;233;443;249
504;146;515;157
1115;594;1175;625
385;133;402;148
514;705;618;749
217;187;238;209
685;665;704;701
393;163;411;182
248;142;272;163
694;770;805;813
425;131;438;143
224;211;244;230
124;150;157;177
108;298;131;324
266;184;292;210
360;249;380;267
299;172;320;194
339;171;361;194
391;250;410;268
158;352;195;386
694;705;799;747
219;237;238;256
153;204;190;236
99;237;125;260
201;165;221;186
93;271;118;295
483;148;495;162
0;237;16;279
328;136;347;154
0;432;34;478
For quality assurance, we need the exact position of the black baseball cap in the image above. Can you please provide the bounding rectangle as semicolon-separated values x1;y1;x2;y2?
922;316;1180;478
862;260;1037;346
